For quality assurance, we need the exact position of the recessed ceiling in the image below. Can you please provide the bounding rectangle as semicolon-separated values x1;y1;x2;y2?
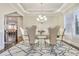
20;3;64;15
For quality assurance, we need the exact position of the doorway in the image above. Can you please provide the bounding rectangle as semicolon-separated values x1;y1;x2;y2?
4;12;23;49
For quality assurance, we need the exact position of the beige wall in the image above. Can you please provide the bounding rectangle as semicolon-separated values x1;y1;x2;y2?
23;12;64;33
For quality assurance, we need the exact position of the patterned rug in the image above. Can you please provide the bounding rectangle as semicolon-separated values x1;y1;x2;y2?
0;40;79;56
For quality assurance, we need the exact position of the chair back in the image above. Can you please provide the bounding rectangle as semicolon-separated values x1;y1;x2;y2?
20;27;25;41
27;25;37;45
48;26;60;45
20;27;24;35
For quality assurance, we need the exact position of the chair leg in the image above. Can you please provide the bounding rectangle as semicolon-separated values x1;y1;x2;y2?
50;44;57;56
30;44;36;51
30;44;33;49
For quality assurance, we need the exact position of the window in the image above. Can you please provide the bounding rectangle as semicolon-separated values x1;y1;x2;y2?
64;10;79;36
64;13;74;35
75;15;79;34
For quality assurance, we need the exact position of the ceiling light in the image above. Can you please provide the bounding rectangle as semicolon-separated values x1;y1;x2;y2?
37;18;40;21
36;3;47;24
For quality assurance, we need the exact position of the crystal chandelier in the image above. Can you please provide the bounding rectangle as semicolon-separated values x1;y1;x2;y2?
36;3;47;24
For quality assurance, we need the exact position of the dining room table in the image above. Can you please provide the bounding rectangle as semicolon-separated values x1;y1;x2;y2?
36;30;49;49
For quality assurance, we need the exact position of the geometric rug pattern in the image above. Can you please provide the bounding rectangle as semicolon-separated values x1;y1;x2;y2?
0;41;79;56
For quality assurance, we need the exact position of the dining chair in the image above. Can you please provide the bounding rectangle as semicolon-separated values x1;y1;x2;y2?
27;25;37;50
20;27;28;45
56;28;65;47
48;26;60;55
59;28;65;40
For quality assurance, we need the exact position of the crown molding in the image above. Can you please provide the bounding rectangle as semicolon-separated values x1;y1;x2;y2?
17;3;64;15
17;3;30;14
11;3;72;15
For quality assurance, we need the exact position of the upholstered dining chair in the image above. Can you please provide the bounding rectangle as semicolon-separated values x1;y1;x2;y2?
57;28;65;46
20;27;28;45
48;26;60;55
58;28;65;40
27;25;37;50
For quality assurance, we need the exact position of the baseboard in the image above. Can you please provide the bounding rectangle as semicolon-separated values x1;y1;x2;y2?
62;40;79;50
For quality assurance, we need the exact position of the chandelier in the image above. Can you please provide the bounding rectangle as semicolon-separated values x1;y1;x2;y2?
36;3;47;24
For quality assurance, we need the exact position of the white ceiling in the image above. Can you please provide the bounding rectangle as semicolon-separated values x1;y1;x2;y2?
19;3;64;15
